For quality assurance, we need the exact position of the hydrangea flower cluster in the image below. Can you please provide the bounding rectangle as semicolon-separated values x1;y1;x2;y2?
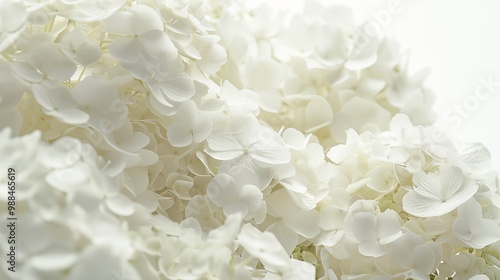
0;0;499;279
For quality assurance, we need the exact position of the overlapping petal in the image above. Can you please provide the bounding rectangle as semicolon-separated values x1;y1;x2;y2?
403;165;478;217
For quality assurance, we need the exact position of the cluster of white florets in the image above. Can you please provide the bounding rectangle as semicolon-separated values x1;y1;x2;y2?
1;0;499;279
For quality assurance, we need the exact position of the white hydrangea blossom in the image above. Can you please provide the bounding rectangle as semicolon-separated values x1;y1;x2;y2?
0;129;134;279
1;0;499;279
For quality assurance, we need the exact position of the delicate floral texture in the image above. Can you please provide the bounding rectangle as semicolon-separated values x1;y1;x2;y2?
0;129;135;280
350;209;403;257
1;0;500;279
452;199;500;249
205;116;291;167
166;100;212;147
207;165;264;220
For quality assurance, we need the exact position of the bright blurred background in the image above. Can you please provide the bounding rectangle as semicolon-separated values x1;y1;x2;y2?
330;0;500;169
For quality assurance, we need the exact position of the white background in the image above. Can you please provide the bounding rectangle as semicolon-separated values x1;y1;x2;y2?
330;0;500;169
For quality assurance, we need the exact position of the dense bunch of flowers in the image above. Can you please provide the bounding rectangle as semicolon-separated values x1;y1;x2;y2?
1;0;499;279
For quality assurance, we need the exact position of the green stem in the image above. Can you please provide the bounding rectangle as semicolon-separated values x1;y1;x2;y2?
1;54;14;63
76;67;87;83
45;16;56;33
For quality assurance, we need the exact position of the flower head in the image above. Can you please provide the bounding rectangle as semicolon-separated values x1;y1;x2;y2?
403;164;478;217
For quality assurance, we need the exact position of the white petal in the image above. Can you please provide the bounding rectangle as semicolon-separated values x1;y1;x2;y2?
56;108;90;124
124;168;149;195
457;198;482;222
452;217;472;241
68;245;124;280
326;130;358;164
103;9;135;35
240;184;263;212
106;193;135;216
60;0;128;22
248;127;291;165
61;27;86;45
0;1;27;33
359;240;387;257
283;209;321;238
250;144;291;165
282;128;309;150
411;245;436;276
129;4;164;33
439;165;464;199
444;182;478;211
289;259;316;280
457;143;491;171
223;165;260;189
472;220;500;248
281;176;308;194
139;30;178;58
197;42;227;75
469;276;489;280
45;167;88;192
75;42;102;65
30;248;78;271
158;72;195;102
391;232;423;269
387;147;409;164
412;170;441;199
390;114;414;132
167;122;192;147
175;100;198;126
135;190;159;212
0;74;28;118
32;83;90;124
402;190;445;217
344;30;378;70
207;213;242;245
237;224;290;271
352;212;377;242
305;96;333;132
331;188;350;210
224;201;249;218
10;61;43;83
206;134;243;160
115;132;150;152
207;174;238;206
316;229;344;247
356;77;386;96
245;57;285;92
44;56;76;82
330;97;390;142
254;203;267;225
